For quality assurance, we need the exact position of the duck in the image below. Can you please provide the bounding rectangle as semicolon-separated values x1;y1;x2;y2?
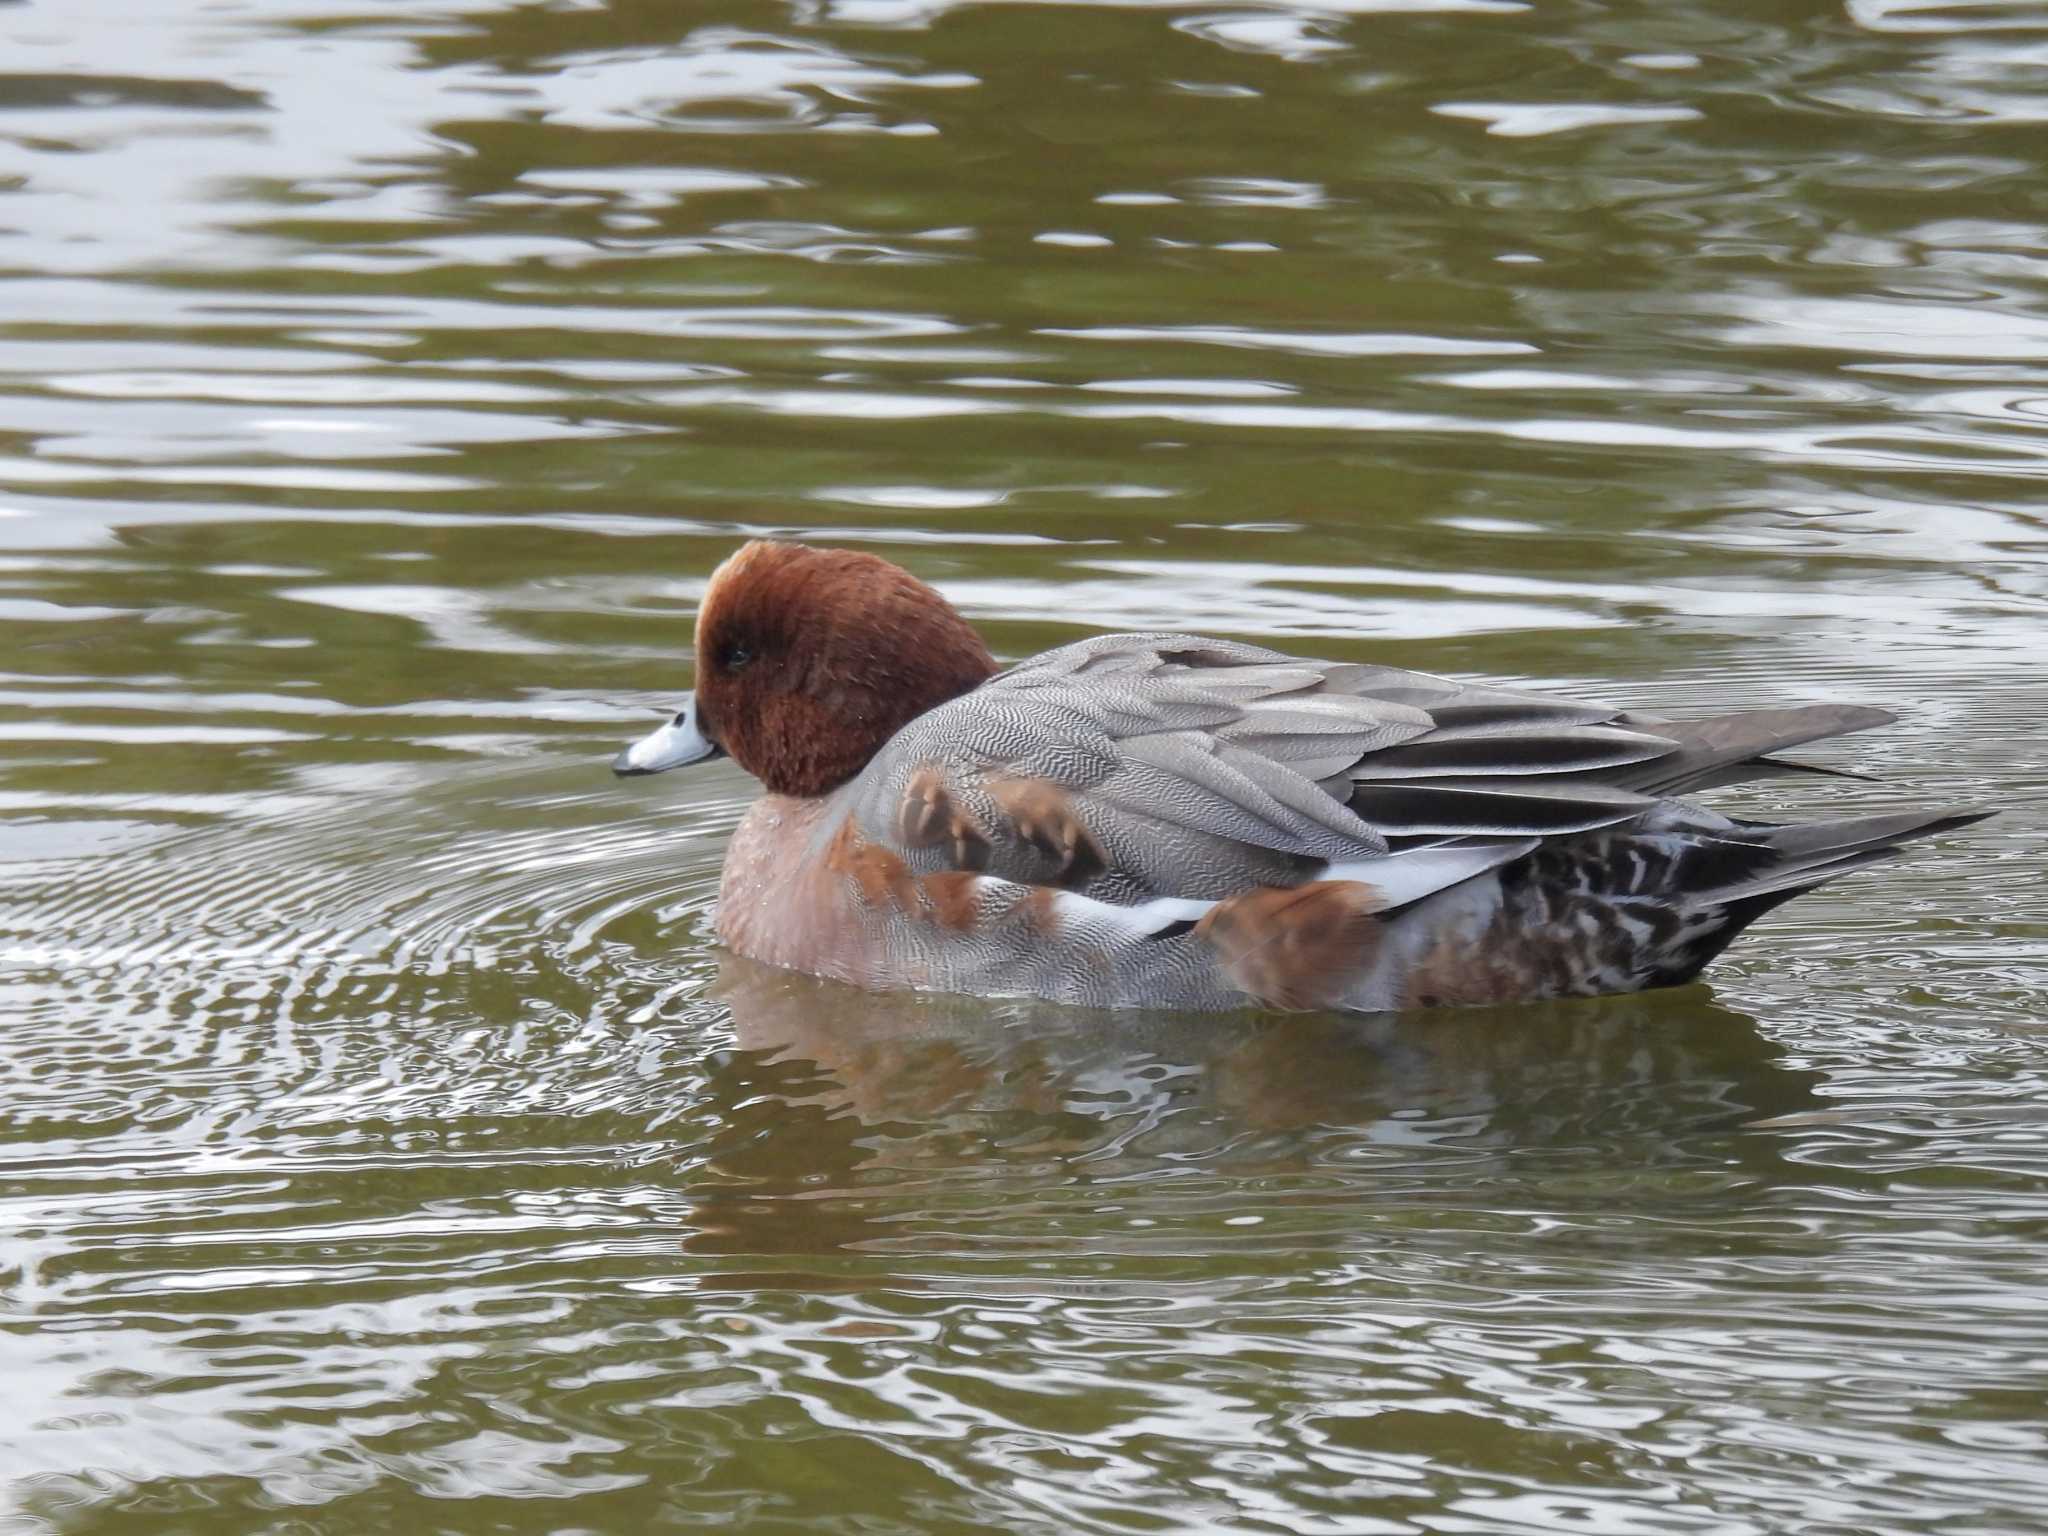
613;539;1985;1014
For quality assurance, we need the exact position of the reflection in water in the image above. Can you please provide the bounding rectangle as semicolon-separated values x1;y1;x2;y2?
715;952;1816;1147
680;955;1826;1291
2;0;2047;1530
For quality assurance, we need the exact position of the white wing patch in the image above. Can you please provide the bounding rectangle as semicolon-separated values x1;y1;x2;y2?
1320;839;1536;908
1049;890;1218;938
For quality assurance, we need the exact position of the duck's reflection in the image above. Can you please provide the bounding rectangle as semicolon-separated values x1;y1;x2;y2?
672;955;1824;1288
709;952;1819;1138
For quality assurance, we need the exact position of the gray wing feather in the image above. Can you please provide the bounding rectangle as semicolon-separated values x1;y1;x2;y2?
1620;705;1894;796
848;634;1888;903
1348;724;1677;780
1348;778;1661;837
1106;734;1385;858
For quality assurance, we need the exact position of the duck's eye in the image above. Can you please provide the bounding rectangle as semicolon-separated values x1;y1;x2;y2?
719;641;754;672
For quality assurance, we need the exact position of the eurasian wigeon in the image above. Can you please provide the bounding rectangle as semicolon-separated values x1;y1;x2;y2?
614;540;1985;1014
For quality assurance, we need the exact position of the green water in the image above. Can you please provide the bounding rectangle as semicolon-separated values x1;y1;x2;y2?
2;1;2046;1531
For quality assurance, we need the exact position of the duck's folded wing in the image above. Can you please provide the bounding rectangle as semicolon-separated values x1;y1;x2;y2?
841;633;1888;904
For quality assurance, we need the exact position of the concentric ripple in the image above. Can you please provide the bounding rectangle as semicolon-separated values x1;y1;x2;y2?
0;759;745;1144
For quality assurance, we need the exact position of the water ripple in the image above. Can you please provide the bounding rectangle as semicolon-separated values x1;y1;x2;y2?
2;0;2046;1531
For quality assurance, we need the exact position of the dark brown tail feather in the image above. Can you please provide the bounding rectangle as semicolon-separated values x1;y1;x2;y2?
1716;807;1994;903
1659;806;1993;985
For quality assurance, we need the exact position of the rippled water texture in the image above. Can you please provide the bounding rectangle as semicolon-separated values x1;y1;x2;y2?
2;0;2046;1531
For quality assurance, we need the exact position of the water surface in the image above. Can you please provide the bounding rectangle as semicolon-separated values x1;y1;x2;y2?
2;1;2046;1532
